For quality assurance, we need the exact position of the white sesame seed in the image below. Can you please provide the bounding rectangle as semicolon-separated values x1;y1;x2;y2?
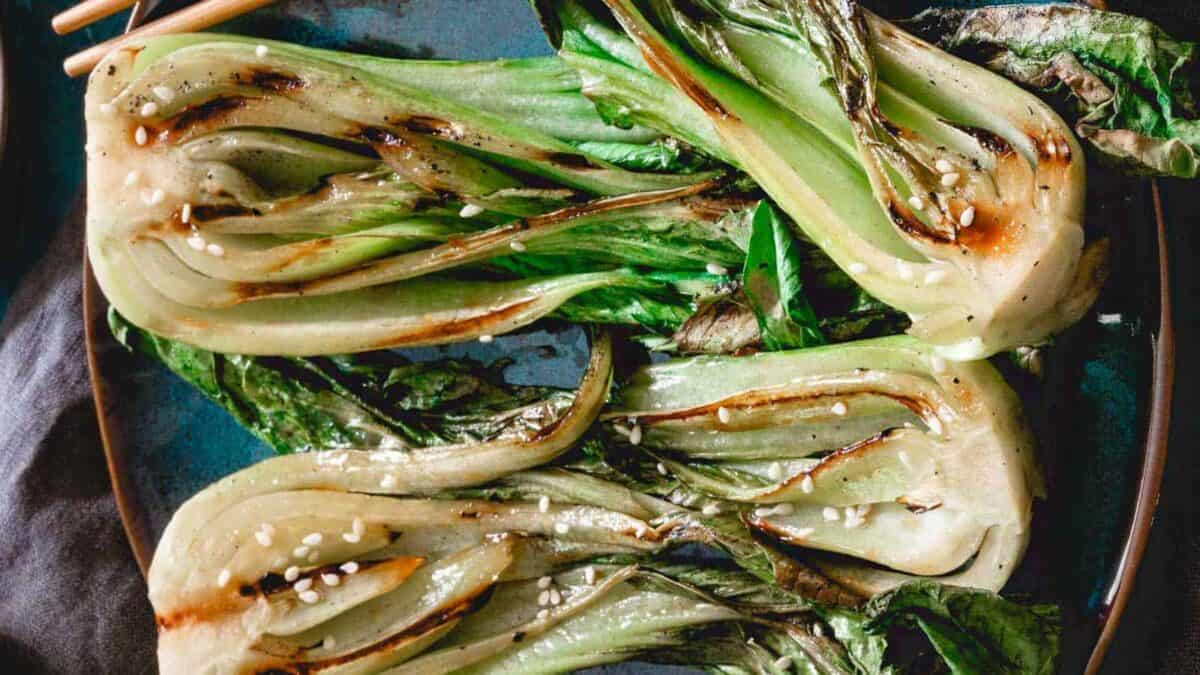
255;530;274;547
705;262;728;276
774;655;793;670
321;573;340;587
1097;313;1122;325
510;240;527;252
717;406;731;424
479;334;494;343
584;566;597;585
538;590;551;606
907;195;924;211
99;102;115;115
380;473;397;489
293;545;310;558
629;425;643;445
538;495;550;513
1046;140;1058;157
536;609;550;620
930;355;947;373
324;635;337;650
459;203;485;218
152;85;175;103
537;576;553;589
812;623;825;638
181;203;192;224
935;159;954;174
124;170;141;186
186;235;206;251
308;552;320;563
140;101;159;117
255;44;270;58
848;262;868;275
206;243;225;257
634;524;647;538
284;566;300;582
554;522;570;535
298;589;320;604
898;450;912;468
217;569;231;588
772;503;795;516
927;415;944;435
960;206;976;228
302;533;324;546
339;561;359;575
754;507;774;518
924;269;947;285
768;462;783;481
134;126;148;146
896;260;914;281
657;462;668;476
549;589;562;605
831;401;848;416
342;532;361;544
790;528;815;540
352;517;365;536
702;502;722;516
294;578;313;592
823;506;840;522
800;475;814;494
940;172;960;187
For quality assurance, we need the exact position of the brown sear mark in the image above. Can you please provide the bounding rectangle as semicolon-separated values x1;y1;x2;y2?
944;120;1013;156
612;389;934;428
545;152;600;170
260;237;339;274
897;495;943;514
191;204;257;221
167;95;249;137
403;115;460;139
887;200;955;244
954;202;1021;256
246;68;306;93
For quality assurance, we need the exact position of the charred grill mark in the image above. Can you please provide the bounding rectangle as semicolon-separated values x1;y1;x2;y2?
545;151;601;170
260;237;338;274
897;495;943;514
944;120;1013;156
359;126;401;147
887;200;955;244
246;68;306;93
167;95;249;136
191;204;257;221
755;428;909;499
403;115;460;139
769;554;865;607
613;388;936;428
367;297;540;349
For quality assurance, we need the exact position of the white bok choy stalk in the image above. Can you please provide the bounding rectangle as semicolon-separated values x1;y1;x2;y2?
534;0;1109;359
603;335;1041;596
85;35;747;355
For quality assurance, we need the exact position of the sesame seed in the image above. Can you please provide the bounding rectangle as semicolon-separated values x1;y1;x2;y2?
907;195;924;210
702;503;722;516
324;635;337;650
754;507;774;518
510;240;526;252
186;235;206;251
813;623;825;637
629;425;642;445
935;159;954;173
293;545;310;558
924;269;947;285
206;243;225;257
1046;140;1058;157
302;533;323;546
549;589;562;605
479;334;494;343
554;522;570;535
767;462;783;481
342;532;361;544
772;503;795;516
134;126;148;146
791;528;815;540
536;609;550;620
940;172;960;187
896;260;914;281
717;406;731;424
960;206;976;228
823;507;840;521
180;203;192;224
458;203;485;218
898;450;911;468
124;170;141;186
800;475;814;494
537;576;553;589
98;103;115;115
847;262;868;276
774;655;793;670
298;590;320;604
217;569;231;587
634;524;647;538
308;552;320;563
831;401;848;416
930;355;947;373
152;85;175;103
380;473;397;489
340;561;359;575
657;462;668;476
584;566;597;585
255;44;270;58
322;573;340;587
705;262;728;276
254;530;273;547
538;496;550;513
927;415;944;435
352;517;365;536
294;578;313;592
284;566;300;582
538;590;551;606
1097;313;1122;325
140;101;158;117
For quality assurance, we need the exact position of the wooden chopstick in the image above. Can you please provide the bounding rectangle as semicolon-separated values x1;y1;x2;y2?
63;0;277;77
53;0;138;35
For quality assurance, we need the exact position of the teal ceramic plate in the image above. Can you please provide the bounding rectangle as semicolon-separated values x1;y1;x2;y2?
84;1;1174;673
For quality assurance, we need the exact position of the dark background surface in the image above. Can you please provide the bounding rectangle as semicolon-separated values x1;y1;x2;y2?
0;1;1196;673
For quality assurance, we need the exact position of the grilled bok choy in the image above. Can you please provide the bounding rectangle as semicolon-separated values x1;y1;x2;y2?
601;336;1040;596
534;0;1108;359
85;35;772;355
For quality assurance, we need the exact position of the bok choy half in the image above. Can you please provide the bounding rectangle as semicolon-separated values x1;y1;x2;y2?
533;0;1108;360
